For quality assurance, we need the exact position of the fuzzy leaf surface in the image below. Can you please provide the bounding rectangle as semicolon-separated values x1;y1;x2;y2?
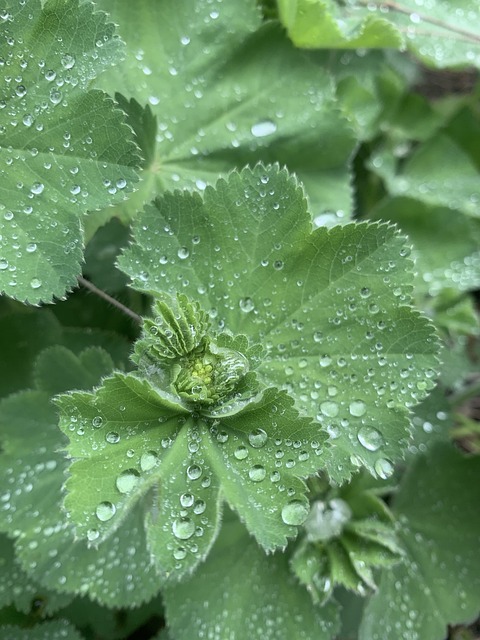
57;374;323;578
119;164;439;482
0;0;139;302
360;443;480;640
0;350;162;608
163;517;339;640
0;621;83;640
92;0;356;224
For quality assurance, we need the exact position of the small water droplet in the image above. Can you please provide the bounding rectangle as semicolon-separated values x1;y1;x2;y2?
30;278;42;289
187;464;202;480
172;517;195;540
96;501;116;522
87;528;99;542
30;182;44;195
281;500;309;525
177;246;189;259
105;431;120;444
234;445;248;460
319;401;338;418
61;53;76;69
26;242;37;253
180;492;195;508
92;416;103;428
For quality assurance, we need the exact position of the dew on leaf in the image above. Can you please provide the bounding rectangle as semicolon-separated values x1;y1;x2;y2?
357;426;383;451
116;469;140;494
248;465;266;482
92;416;103;428
172;517;195;540
61;53;76;69
105;431;120;444
239;297;255;313
248;428;268;448
96;501;116;522
180;492;195;508
173;546;187;560
319;401;339;417
234;445;248;460
87;528;99;542
374;458;394;479
281;499;309;526
30;278;42;289
177;246;189;259
187;464;202;480
30;182;44;195
251;119;277;137
26;242;37;253
140;450;159;471
193;500;206;515
349;400;366;417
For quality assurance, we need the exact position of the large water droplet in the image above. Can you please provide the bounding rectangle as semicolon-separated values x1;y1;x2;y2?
187;464;202;480
172;517;195;540
248;428;267;448
140;451;159;471
116;469;140;494
357;427;383;451
248;465;266;482
319;401;339;418
281;500;309;525
61;53;76;69
251;119;277;137
234;445;248;460
177;247;189;259
96;501;116;522
239;297;255;313
105;431;120;444
374;458;394;479
180;492;195;508
349;400;366;417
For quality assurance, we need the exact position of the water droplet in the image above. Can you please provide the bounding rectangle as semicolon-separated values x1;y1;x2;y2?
248;428;268;448
105;431;120;444
349;400;366;417
281;500;309;526
26;242;37;253
251;119;277;137
187;464;202;480
239;297;254;313
173;546;187;559
15;84;27;97
248;465;266;482
234;445;248;460
30;182;44;195
374;458;394;479
96;501;116;522
357;427;383;452
140;451;159;471
180;492;194;508
30;278;42;289
92;416;103;428
319;401;339;418
177;247;189;259
61;54;76;69
193;499;206;515
116;469;140;494
87;528;99;542
172;517;195;540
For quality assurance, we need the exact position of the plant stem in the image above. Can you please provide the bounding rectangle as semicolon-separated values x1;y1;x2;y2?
78;276;143;324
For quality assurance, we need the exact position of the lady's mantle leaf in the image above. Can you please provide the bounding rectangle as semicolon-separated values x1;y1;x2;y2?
163;516;339;640
0;620;83;640
360;443;480;640
278;0;403;49
92;0;356;226
118;164;439;482
0;0;139;303
0;349;162;608
56;372;324;579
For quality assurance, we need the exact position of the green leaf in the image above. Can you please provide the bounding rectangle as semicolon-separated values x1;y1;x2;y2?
368;197;480;296
278;0;480;70
360;443;480;640
277;0;404;49
163;516;339;640
92;0;356;223
0;353;162;608
0;0;139;303
0;620;83;640
119;164;439;482
0;534;72;615
56;372;323;578
369;136;480;218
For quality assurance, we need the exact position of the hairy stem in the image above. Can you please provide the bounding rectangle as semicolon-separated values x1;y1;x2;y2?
78;276;143;324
